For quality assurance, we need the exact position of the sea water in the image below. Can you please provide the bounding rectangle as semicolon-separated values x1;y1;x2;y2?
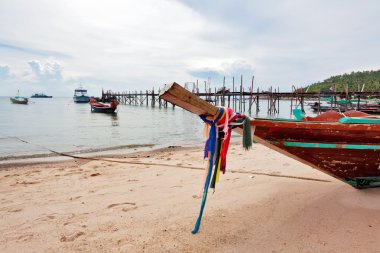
0;96;317;161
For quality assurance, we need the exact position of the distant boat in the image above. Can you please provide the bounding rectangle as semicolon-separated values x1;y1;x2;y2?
89;97;119;113
310;102;380;114
31;93;52;98
10;90;28;104
10;96;28;104
73;87;90;103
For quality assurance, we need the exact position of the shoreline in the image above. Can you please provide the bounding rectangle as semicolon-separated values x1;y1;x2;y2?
0;143;203;169
1;143;380;252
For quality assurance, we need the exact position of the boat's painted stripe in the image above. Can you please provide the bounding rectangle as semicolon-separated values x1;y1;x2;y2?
270;141;380;150
344;144;380;150
339;117;380;124
284;142;336;148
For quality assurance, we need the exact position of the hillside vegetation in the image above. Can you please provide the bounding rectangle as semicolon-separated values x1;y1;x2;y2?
306;69;380;92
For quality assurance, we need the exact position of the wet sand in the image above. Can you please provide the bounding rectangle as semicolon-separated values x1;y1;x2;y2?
1;143;380;252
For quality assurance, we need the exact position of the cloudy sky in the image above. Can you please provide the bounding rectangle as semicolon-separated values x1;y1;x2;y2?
0;0;379;97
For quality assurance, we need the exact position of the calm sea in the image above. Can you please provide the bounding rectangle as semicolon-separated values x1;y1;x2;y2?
0;96;317;162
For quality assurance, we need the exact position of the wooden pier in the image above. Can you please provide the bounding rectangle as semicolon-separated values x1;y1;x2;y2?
101;77;380;115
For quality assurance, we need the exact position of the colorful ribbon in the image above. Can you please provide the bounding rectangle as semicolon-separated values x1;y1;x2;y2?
191;107;252;234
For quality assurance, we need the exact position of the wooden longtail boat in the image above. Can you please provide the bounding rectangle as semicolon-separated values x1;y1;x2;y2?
90;97;119;113
160;83;380;189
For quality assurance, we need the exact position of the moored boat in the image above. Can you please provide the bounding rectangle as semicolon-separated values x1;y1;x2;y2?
310;100;380;114
73;87;90;103
89;97;119;113
160;83;380;189
31;93;52;98
10;96;28;104
10;90;28;104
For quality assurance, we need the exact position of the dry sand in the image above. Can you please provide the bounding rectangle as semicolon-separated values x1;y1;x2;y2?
1;143;380;253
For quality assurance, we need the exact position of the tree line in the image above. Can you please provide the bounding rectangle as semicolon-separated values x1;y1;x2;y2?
306;69;380;92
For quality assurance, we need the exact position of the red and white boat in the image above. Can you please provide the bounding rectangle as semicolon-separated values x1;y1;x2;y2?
89;97;119;113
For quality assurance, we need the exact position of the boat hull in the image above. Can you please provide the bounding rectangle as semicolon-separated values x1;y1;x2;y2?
89;97;118;113
10;97;28;104
91;106;117;113
31;95;52;98
73;96;90;103
284;146;380;188
252;119;380;188
311;103;380;114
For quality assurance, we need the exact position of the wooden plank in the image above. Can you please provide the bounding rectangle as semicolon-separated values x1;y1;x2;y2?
159;82;218;116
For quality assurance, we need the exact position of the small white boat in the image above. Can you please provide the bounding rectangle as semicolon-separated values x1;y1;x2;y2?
73;87;90;103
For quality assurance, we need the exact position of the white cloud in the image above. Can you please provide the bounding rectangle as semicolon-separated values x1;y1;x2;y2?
188;60;255;84
28;60;63;81
0;65;11;79
0;0;379;95
178;0;380;87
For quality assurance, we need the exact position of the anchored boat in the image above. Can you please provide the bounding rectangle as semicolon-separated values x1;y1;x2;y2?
73;87;90;103
10;90;28;104
89;97;119;113
31;93;52;98
10;96;28;104
160;83;380;189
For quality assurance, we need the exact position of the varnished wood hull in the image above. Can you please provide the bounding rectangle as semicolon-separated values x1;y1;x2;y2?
285;147;379;184
251;119;380;188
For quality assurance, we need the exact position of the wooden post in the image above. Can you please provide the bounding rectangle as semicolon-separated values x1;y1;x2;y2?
150;87;156;107
232;77;234;110
222;76;226;106
290;87;294;117
345;83;349;111
243;87;246;112
214;87;217;106
256;87;260;114
267;86;271;115
277;86;280;114
301;87;305;113
239;75;243;112
248;76;254;114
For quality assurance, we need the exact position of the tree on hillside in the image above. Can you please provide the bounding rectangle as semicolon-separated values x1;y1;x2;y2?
306;69;380;92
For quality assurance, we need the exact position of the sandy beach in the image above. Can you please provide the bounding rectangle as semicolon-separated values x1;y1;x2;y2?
1;143;380;253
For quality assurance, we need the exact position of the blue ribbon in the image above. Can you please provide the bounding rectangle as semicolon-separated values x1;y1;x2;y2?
192;108;224;234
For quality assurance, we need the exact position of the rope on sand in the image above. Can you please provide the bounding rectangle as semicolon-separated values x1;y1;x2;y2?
54;154;331;183
6;135;331;183
7;144;331;183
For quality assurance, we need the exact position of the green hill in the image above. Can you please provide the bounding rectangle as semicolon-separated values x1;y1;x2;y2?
306;69;380;92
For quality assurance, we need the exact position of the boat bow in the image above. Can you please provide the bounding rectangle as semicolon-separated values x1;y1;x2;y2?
159;82;380;189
